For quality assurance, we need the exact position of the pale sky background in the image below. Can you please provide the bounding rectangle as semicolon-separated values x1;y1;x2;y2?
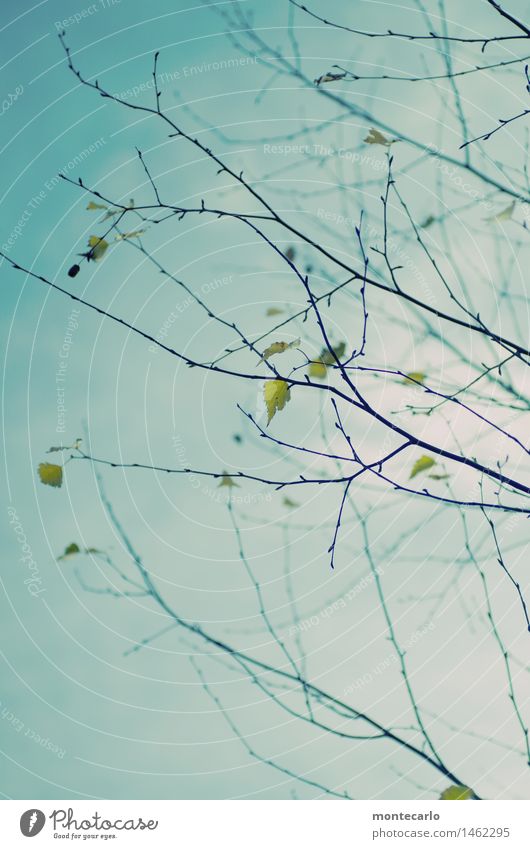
2;0;530;800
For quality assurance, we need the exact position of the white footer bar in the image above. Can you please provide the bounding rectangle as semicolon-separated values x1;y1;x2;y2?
1;800;529;847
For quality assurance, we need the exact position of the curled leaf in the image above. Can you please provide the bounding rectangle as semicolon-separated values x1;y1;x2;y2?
38;463;63;488
46;438;82;453
283;496;299;508
86;201;108;211
114;230;145;241
315;71;346;86
262;338;300;361
364;127;396;146
266;307;284;317
264;380;291;424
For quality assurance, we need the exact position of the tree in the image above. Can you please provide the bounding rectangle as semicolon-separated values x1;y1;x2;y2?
3;0;530;800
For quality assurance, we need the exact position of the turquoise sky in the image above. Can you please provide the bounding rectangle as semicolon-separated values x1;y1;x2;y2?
2;0;530;801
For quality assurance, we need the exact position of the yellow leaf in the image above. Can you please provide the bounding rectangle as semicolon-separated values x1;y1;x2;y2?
403;372;426;385
264;380;291;424
364;127;395;146
308;342;346;378
87;235;109;260
86;201;108;210
266;307;284;316
38;463;63;488
308;361;327;379
409;455;436;479
440;785;474;801
218;473;240;488
262;338;300;361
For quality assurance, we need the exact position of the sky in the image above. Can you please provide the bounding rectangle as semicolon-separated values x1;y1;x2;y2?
2;0;530;801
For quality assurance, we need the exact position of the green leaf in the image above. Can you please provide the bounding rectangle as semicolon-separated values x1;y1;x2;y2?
57;543;80;561
38;463;63;488
264;380;291;424
409;455;436;479
420;215;435;229
308;361;327;379
308;342;346;378
402;372;426;385
440;785;474;801
87;235;109;261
